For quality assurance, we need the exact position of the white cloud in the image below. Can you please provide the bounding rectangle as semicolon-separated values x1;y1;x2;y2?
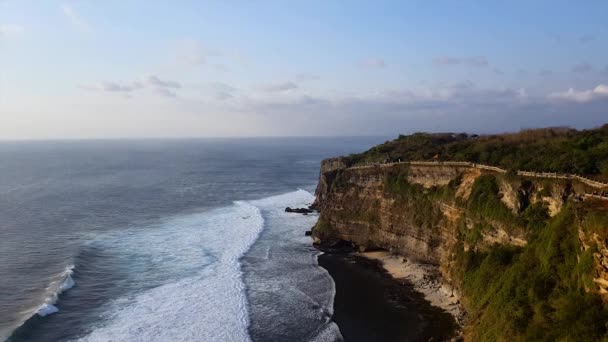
361;58;385;68
81;81;142;92
549;84;608;102
0;24;24;37
155;88;177;98
260;82;298;92
295;73;320;81
433;56;488;67
209;83;237;100
62;3;90;32
146;76;181;88
81;75;181;97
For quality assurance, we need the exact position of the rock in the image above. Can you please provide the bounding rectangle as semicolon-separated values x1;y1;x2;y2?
304;230;312;236
313;239;356;254
285;207;313;214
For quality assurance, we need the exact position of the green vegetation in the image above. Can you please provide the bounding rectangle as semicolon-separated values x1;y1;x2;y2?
538;181;553;197
346;125;608;177
381;167;608;340
318;124;608;341
312;217;339;240
383;166;443;230
467;175;515;223
454;205;608;341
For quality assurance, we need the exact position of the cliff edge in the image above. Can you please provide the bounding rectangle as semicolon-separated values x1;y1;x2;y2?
312;127;608;341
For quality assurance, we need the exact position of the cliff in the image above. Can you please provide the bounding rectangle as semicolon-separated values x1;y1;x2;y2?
312;128;608;341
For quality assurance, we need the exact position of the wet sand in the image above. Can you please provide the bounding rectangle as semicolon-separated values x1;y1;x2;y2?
358;251;464;323
318;253;457;342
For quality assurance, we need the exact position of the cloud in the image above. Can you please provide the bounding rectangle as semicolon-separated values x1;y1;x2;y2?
81;75;181;97
0;24;24;37
200;82;238;100
549;84;608;102
146;76;181;88
450;80;475;89
571;63;592;73
539;70;553;77
175;39;221;66
295;73;320;81
81;81;142;92
62;3;90;32
547;33;562;42
579;34;596;43
433;56;488;67
260;82;298;92
361;58;386;68
239;84;608;136
155;88;177;98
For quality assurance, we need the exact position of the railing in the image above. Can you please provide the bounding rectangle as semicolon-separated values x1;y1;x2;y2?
347;160;608;191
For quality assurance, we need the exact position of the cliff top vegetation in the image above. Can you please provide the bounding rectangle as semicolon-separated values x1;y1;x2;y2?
346;124;608;177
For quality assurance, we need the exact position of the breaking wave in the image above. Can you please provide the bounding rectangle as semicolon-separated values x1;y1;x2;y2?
76;201;264;342
36;264;76;317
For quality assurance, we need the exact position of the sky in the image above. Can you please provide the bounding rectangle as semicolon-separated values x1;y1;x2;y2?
0;0;607;139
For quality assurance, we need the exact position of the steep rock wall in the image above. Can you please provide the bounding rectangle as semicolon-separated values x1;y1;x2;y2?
312;159;582;282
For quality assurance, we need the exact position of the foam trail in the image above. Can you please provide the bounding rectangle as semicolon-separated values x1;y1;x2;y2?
36;264;75;317
78;201;264;342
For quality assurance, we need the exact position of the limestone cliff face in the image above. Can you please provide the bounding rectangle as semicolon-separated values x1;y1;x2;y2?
314;162;466;266
312;159;583;284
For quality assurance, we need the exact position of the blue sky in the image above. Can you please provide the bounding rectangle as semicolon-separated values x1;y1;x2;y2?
0;1;607;139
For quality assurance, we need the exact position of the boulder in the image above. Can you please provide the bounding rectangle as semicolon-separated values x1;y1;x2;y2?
285;207;313;214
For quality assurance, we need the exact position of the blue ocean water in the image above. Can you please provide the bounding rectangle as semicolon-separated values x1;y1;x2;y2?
0;137;385;342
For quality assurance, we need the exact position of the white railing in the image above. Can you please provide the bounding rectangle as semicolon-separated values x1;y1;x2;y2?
347;160;608;191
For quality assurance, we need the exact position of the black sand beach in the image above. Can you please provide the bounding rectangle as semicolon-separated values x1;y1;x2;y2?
318;253;457;342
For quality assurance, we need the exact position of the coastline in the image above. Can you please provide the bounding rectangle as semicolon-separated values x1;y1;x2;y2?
358;251;465;326
317;251;458;342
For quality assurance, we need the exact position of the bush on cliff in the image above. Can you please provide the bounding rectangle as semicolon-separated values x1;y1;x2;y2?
467;175;515;224
383;166;443;230
456;206;608;341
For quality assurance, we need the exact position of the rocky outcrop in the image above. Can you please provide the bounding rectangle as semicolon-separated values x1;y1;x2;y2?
311;160;600;290
313;165;449;264
313;163;520;265
580;230;608;298
285;207;313;214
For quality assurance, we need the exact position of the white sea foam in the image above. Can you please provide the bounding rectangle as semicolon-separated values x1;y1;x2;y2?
246;189;343;341
36;264;75;317
78;201;264;342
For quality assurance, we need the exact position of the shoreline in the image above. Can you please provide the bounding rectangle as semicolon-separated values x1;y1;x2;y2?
358;251;465;326
318;251;458;342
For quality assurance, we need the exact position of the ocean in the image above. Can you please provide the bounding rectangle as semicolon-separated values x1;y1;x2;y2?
0;137;384;342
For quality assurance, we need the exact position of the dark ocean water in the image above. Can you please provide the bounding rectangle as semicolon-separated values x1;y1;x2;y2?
0;137;385;342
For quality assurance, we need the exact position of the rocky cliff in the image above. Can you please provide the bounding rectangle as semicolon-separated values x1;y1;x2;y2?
312;157;608;341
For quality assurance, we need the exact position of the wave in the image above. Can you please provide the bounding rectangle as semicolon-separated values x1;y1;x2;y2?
244;189;344;341
36;264;76;317
6;189;340;342
0;264;77;341
76;200;265;342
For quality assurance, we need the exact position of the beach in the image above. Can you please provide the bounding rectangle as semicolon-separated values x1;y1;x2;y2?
318;252;458;342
